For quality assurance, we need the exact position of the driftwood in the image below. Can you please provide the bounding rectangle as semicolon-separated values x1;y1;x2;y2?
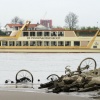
39;58;100;93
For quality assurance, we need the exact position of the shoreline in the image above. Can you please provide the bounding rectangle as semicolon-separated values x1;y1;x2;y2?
0;89;92;100
0;84;99;100
0;86;99;100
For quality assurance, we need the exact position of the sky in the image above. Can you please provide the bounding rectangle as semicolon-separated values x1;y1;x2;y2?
0;0;100;27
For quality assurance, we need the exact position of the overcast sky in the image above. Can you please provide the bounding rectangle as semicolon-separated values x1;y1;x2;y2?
0;0;100;27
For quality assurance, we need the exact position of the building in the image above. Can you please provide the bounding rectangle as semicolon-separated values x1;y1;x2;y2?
40;20;52;28
5;23;48;35
5;24;38;35
0;21;100;53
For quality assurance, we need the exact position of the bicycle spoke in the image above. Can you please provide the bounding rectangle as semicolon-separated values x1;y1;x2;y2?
78;58;96;73
16;69;33;83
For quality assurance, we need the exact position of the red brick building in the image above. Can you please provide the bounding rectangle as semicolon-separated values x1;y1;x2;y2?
40;20;52;28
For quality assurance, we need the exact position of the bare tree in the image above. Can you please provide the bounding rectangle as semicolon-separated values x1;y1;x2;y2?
18;19;24;24
11;16;24;24
65;12;78;30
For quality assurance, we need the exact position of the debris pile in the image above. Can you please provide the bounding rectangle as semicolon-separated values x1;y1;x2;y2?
39;58;100;93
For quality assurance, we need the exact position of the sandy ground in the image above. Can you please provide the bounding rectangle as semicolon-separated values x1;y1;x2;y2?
0;90;92;100
0;84;99;100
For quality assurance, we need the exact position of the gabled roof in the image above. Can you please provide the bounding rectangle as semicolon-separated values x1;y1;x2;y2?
6;24;22;28
5;24;38;28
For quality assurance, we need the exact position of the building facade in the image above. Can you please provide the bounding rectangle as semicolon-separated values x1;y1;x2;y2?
40;20;52;28
5;23;49;35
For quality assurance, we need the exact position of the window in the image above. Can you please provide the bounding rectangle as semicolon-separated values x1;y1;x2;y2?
16;41;22;46
51;32;57;36
30;41;36;46
93;46;97;48
2;41;8;46
28;28;34;30
30;32;35;36
15;27;18;30
23;41;28;46
37;32;42;36
58;32;64;36
9;41;15;46
37;41;43;46
23;32;28;36
44;41;50;46
65;41;71;46
44;32;50;36
58;41;64;46
51;41;57;46
74;41;80;46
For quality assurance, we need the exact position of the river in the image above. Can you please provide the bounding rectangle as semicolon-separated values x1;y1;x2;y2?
0;53;100;84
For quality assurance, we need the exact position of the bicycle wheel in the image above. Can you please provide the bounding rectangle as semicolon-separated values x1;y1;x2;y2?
16;69;33;83
78;57;97;73
47;74;59;81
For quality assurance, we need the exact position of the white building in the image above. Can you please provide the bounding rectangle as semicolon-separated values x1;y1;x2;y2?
5;23;48;35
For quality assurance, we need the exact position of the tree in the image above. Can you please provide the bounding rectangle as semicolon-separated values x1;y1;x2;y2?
0;30;6;36
65;12;78;30
80;26;98;30
11;16;24;24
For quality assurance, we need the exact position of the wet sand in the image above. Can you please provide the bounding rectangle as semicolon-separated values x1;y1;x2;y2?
0;90;92;100
0;84;98;100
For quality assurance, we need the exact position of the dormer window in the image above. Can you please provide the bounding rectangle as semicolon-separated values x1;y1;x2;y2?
15;27;18;30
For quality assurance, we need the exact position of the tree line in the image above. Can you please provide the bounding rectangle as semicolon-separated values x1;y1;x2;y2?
0;14;99;36
5;15;100;30
0;30;6;36
65;12;98;30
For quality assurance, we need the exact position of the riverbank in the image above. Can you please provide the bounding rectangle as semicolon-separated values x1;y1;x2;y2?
0;89;92;100
0;85;99;100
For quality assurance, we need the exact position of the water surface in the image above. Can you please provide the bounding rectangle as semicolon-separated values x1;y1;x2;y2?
0;53;100;84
